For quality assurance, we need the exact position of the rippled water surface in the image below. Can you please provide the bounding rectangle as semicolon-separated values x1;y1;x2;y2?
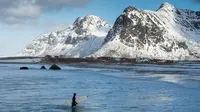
0;62;200;112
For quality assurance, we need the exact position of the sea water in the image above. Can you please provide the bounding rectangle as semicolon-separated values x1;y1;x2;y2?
0;62;200;112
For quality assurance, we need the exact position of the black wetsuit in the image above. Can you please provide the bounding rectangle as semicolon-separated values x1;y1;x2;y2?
71;96;78;107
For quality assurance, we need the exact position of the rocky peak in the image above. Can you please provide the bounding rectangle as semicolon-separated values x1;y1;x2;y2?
83;15;103;22
73;15;108;30
66;15;111;45
157;2;176;12
123;6;140;13
71;15;110;36
159;2;175;9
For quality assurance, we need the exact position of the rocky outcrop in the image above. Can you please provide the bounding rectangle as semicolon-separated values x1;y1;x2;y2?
20;67;29;70
49;64;61;70
40;66;47;69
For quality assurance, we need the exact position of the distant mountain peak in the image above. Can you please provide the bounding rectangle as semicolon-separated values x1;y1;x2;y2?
124;6;140;13
73;15;105;25
72;14;109;32
157;2;176;11
84;14;102;20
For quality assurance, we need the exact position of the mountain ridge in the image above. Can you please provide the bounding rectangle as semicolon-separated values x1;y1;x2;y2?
92;2;200;60
18;2;200;60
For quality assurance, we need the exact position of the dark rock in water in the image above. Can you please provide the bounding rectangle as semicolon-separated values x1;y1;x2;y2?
20;67;29;70
49;64;61;70
40;66;47;70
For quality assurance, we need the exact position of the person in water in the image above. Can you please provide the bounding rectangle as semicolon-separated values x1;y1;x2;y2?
71;93;78;107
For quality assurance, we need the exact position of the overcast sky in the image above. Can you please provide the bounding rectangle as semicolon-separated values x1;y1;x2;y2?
0;0;200;56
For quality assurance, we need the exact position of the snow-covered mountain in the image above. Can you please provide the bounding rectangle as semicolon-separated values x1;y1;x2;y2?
19;2;200;60
18;15;111;57
92;2;200;60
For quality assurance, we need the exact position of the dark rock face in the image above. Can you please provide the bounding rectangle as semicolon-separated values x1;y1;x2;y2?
20;67;29;70
196;11;200;16
65;36;89;45
179;10;200;30
119;14;165;49
40;66;47;70
104;8;165;49
49;64;61;70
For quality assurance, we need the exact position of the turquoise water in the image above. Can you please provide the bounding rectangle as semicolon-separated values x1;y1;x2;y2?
0;63;200;112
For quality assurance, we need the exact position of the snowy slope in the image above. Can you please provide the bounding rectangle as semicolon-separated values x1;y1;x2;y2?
92;2;200;60
18;15;111;57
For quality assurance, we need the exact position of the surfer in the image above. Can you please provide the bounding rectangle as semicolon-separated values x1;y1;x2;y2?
71;93;78;107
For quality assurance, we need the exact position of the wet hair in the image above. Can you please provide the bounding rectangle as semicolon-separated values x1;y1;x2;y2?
74;93;76;96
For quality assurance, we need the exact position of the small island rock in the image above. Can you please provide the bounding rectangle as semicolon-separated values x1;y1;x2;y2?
49;64;61;70
20;67;29;70
40;66;47;70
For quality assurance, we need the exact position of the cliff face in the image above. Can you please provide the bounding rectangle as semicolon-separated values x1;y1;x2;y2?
92;2;200;60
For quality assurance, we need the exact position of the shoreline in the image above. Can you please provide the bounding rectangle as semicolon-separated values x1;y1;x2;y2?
0;56;200;65
0;56;41;60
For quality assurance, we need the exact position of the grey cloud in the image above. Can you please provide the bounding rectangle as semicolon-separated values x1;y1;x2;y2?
0;0;92;24
36;0;92;10
0;0;18;8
